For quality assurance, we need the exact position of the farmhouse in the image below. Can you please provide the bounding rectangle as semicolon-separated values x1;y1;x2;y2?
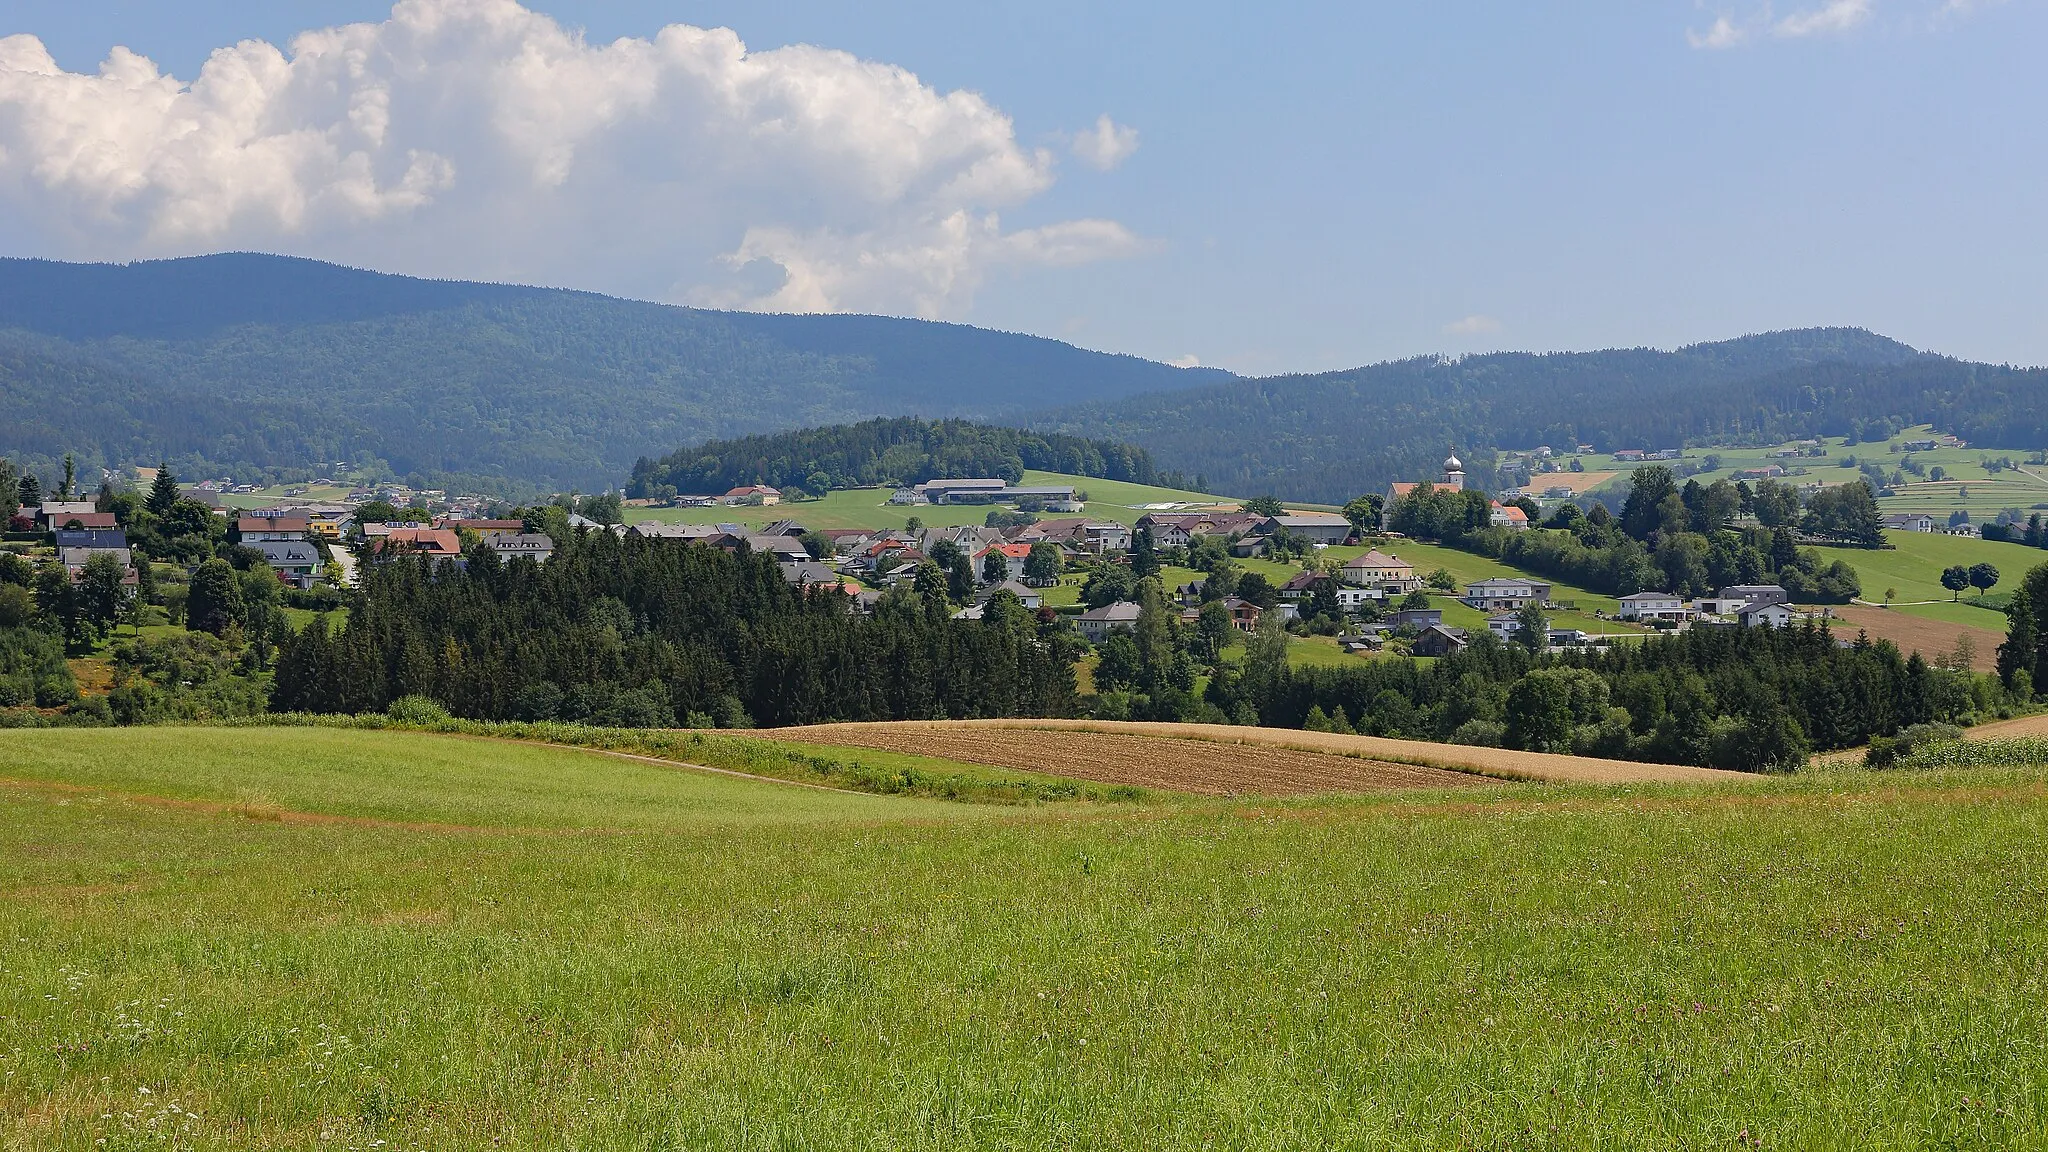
1461;578;1550;612
1342;549;1421;594
1616;591;1688;623
721;485;782;506
1489;503;1530;531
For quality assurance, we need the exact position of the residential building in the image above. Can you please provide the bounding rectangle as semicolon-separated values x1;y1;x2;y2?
253;539;322;587
1616;591;1689;623
975;542;1034;583
486;533;555;563
445;518;527;538
34;501;100;530
1902;439;1938;452
1460;578;1550;612
1219;596;1264;631
981;580;1045;609
1486;613;1527;640
630;522;726;542
370;528;463;562
1739;601;1797;629
1342;549;1422;594
1882;513;1936;533
778;561;842;587
234;516;310;543
58;546;137;591
1075;601;1143;643
53;528;128;552
1694;586;1789;617
721;485;782;506
1388;608;1444;631
1489;503;1531;531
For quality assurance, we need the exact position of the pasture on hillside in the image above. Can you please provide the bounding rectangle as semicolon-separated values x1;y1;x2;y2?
621;471;1233;532
5;725;2048;1148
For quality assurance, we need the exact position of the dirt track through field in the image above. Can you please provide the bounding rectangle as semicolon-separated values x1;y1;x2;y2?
762;720;1746;794
761;725;1486;796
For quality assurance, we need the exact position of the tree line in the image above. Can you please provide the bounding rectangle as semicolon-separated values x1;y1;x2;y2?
1386;467;1866;601
270;529;1080;727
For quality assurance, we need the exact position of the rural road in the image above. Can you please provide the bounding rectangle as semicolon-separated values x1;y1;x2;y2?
331;545;358;588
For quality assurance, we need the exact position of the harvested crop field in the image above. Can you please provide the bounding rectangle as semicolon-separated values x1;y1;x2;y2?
762;720;1747;793
1829;604;2000;672
763;723;1491;796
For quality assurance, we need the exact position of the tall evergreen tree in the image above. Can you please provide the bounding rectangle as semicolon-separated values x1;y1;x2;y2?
186;559;245;637
146;464;181;518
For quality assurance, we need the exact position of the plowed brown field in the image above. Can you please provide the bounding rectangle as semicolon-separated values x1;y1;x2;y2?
761;720;1747;794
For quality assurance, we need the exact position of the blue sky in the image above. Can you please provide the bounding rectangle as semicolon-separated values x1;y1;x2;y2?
4;0;2043;374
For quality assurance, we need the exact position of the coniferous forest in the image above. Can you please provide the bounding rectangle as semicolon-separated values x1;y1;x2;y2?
626;417;1162;499
268;532;1081;728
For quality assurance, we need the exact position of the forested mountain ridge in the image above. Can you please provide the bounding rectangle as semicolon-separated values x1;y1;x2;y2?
0;254;1226;494
1027;329;2048;503
627;417;1162;498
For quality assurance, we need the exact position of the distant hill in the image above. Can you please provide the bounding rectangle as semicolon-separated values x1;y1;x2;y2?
1028;329;2048;503
0;254;1227;494
626;417;1166;499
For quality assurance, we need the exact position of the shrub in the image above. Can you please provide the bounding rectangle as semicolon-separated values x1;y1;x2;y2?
1865;722;1967;768
386;695;453;725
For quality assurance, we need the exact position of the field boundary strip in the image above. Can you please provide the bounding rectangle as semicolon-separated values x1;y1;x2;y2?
756;720;1746;789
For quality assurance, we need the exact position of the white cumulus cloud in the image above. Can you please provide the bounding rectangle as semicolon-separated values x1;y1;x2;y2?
1774;0;1874;37
1687;16;1751;49
1070;114;1139;171
0;0;1142;317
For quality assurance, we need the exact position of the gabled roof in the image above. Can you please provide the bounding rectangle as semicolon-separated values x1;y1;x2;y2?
1345;549;1410;568
1076;601;1143;623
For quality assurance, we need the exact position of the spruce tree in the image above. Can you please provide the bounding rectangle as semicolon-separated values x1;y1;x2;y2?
146;464;181;518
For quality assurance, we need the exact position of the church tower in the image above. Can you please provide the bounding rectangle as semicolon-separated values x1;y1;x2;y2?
1442;454;1465;492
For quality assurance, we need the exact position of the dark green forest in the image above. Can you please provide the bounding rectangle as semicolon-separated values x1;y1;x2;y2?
627;417;1162;498
1029;328;2048;503
0;254;1221;494
268;532;1079;727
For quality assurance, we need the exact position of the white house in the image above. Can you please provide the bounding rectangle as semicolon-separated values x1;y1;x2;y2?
1883;513;1936;533
1489;503;1531;531
1461;578;1550;612
486;533;555;563
1739;601;1797;629
1075;601;1143;643
1616;591;1688;623
1342;550;1421;594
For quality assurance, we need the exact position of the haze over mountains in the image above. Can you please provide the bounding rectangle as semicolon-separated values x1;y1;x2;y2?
2;253;2043;503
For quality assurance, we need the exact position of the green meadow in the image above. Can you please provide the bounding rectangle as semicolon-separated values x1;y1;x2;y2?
622;471;1233;532
6;726;2048;1148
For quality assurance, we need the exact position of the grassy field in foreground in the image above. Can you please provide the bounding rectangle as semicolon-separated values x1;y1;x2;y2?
5;727;2048;1148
